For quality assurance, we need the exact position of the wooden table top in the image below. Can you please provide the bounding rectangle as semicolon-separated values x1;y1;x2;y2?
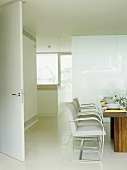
103;110;127;117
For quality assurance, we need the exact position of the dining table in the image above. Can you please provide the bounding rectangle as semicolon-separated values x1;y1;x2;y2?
102;102;127;152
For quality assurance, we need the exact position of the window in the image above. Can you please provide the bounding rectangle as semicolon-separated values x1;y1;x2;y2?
36;54;58;84
36;53;72;101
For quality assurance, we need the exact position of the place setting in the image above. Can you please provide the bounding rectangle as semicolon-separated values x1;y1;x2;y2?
101;95;127;113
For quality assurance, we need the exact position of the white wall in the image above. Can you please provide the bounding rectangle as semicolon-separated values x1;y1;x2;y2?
23;33;38;127
72;35;127;105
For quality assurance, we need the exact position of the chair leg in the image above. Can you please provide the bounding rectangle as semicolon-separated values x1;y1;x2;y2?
99;134;105;161
73;137;99;150
71;135;105;163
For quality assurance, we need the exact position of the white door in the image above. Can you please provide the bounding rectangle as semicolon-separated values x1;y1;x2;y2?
0;1;25;161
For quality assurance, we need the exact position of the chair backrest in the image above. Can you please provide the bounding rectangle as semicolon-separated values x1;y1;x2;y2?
74;97;101;113
67;104;78;134
73;98;80;108
72;99;79;113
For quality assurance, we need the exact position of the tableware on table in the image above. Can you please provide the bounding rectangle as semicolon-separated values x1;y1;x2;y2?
104;96;113;100
103;97;115;104
106;103;120;110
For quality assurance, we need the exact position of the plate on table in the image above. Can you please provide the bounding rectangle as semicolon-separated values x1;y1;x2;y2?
103;97;115;104
106;103;120;110
104;96;113;99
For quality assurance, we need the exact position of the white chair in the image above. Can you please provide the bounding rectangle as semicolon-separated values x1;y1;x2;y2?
73;97;100;111
73;99;103;121
67;103;106;163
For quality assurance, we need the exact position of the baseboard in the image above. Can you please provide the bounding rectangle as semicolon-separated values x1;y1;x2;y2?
24;115;38;131
38;113;57;117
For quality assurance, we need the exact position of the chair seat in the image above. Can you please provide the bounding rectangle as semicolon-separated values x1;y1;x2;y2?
75;120;106;136
76;126;105;136
78;119;101;126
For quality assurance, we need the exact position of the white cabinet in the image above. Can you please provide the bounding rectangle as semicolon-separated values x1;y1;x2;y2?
37;85;66;116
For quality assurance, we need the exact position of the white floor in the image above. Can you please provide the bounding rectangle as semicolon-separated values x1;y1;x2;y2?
1;110;127;170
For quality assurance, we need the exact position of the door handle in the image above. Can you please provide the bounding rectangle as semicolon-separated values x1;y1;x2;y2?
12;93;20;96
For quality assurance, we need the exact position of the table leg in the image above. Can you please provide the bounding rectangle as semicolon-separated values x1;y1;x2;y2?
114;117;127;152
110;117;114;139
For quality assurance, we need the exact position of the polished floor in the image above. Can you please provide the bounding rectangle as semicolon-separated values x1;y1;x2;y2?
1;110;127;170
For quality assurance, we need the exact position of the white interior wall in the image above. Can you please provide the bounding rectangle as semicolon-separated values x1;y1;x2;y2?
23;34;38;125
72;35;127;105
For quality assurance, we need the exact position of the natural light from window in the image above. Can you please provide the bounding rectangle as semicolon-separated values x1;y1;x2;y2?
36;54;58;84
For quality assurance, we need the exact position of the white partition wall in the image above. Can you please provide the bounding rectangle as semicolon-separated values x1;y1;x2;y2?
117;36;127;88
72;35;127;104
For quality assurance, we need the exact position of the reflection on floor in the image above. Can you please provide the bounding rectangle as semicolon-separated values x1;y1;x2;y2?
0;110;127;170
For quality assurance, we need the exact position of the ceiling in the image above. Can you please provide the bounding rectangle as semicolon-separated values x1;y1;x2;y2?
1;0;127;52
